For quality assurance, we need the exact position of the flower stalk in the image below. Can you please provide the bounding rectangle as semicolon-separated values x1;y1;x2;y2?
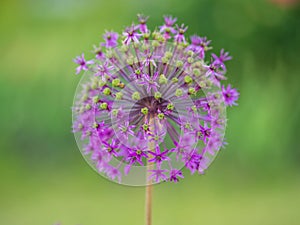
145;172;153;225
145;117;155;225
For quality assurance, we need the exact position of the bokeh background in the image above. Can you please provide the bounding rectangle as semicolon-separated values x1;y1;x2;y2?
1;0;300;224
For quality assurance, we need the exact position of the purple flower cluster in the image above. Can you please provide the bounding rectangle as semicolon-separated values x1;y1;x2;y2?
72;15;239;185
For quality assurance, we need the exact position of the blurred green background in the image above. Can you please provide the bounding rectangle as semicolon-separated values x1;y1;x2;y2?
1;0;300;224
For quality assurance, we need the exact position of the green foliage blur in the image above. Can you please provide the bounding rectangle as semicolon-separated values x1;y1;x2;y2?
0;0;299;224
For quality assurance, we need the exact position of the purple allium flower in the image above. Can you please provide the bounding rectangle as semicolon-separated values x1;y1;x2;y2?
222;84;239;106
169;169;184;182
73;54;94;74
188;35;211;59
137;14;149;33
102;31;119;48
125;145;149;174
102;139;119;157
93;45;105;61
128;147;148;165
94;62;114;80
204;63;223;78
182;149;202;174
148;169;168;182
193;122;211;143
160;15;177;39
118;121;135;140
72;14;239;185
174;24;188;43
212;49;232;67
123;24;142;45
142;53;157;68
138;72;159;92
148;146;170;166
187;35;202;52
106;165;122;183
91;149;109;172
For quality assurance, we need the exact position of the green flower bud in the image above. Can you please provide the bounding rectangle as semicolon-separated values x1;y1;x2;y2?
197;131;203;138
176;60;183;67
85;104;91;110
164;51;172;59
152;31;158;38
206;79;212;87
92;96;99;103
162;57;168;64
153;134;160;141
154;91;162;100
157;35;165;42
172;77;178;83
92;122;99;128
214;93;221;99
79;106;85;113
126;57;134;65
136;149;142;155
187;50;194;56
100;102;108;110
112;78;120;87
188;87;196;95
175;89;183;97
188;57;194;64
103;87;111;95
167;103;174;110
184;122;191;130
184;75;193;84
112;109;119;117
193;61;202;67
152;40;160;47
121;45;129;52
143;33;150;39
78;123;83;130
141;107;148;115
159;74;168;84
177;44;184;50
115;92;123;100
106;50;114;59
81;94;88;101
132;91;141;100
191;105;197;112
158;113;164;120
199;81;206;88
182;42;189;48
142;45;149;52
98;80;106;87
193;68;201;77
135;69;141;75
143;123;149;131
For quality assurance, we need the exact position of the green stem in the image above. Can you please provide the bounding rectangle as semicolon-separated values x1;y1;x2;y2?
145;178;152;225
145;117;155;225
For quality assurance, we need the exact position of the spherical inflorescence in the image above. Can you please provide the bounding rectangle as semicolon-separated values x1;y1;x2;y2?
72;14;239;186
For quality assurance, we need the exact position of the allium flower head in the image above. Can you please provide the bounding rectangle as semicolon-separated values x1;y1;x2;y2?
72;15;239;186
